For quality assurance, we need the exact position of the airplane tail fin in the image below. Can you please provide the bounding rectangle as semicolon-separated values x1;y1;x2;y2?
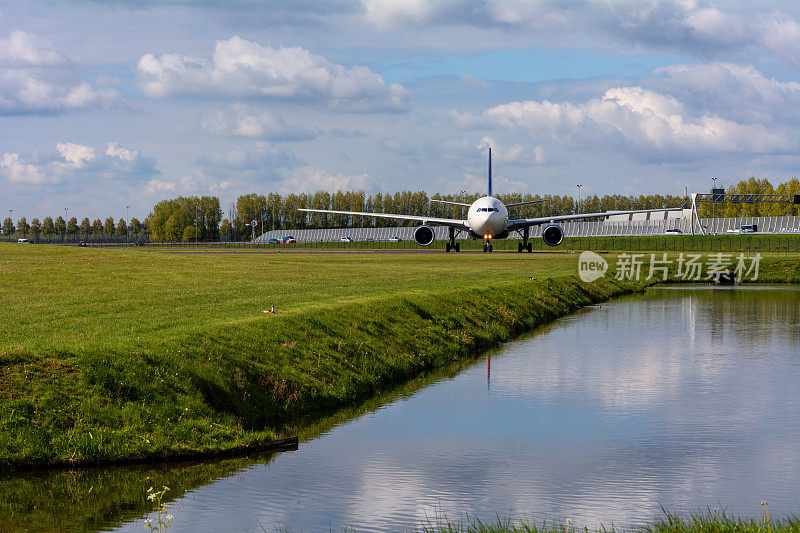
488;146;492;197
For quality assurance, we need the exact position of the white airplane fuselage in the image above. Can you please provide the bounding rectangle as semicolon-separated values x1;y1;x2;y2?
466;196;509;239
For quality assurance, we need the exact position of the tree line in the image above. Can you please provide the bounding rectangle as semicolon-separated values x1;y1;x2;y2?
4;176;800;243
2;215;144;243
694;177;800;218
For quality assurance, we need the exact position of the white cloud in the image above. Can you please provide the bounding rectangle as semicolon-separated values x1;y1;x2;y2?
760;12;800;68
284;165;382;194
0;30;68;68
361;0;435;29
56;142;95;168
649;62;800;123
455;78;794;162
137;36;410;112
353;2;800;70
0;152;46;184
199;141;299;172
0;31;123;115
0;142;158;188
201;104;317;140
143;179;177;195
106;142;137;164
478;136;546;166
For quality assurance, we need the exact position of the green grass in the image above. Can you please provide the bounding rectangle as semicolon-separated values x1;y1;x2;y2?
0;243;580;353
0;243;639;468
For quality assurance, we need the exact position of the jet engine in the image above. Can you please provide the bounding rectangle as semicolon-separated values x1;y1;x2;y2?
542;224;564;246
413;225;435;246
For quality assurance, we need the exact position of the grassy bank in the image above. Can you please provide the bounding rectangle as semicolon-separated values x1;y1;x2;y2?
420;508;800;533
1;244;647;469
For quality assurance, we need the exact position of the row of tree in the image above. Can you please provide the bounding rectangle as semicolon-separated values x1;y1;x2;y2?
695;177;800;218
2;215;144;241
5;177;800;243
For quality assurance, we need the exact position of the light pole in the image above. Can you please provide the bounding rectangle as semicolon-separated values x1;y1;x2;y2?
711;177;718;234
125;204;130;245
64;207;68;243
460;190;467;220
195;204;198;245
576;184;583;214
7;209;12;240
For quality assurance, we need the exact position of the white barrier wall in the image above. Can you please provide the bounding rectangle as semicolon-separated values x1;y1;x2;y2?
252;216;800;243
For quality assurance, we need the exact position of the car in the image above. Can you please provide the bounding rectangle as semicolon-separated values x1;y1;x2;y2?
664;229;683;235
388;236;402;242
267;238;280;244
282;236;297;243
340;236;353;242
17;238;29;244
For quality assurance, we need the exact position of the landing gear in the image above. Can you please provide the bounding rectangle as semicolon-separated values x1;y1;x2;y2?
445;227;461;253
483;242;493;252
517;227;532;253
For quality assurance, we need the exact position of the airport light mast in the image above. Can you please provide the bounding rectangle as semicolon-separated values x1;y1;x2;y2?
711;177;717;234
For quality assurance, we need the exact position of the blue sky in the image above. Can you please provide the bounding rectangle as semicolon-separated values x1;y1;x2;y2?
3;1;800;220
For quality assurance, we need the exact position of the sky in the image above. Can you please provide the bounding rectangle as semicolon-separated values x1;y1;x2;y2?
4;0;800;220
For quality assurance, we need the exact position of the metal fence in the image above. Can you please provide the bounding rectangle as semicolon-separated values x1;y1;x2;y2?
252;216;800;243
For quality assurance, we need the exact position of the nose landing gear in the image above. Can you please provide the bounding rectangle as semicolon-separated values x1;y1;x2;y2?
482;235;493;252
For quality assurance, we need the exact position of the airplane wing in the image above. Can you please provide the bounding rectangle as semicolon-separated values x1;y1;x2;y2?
507;207;683;231
297;208;469;230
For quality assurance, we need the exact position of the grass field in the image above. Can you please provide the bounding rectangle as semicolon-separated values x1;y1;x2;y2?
1;244;582;353
1;243;635;468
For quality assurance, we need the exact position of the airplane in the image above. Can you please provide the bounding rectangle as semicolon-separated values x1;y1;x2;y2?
297;148;682;253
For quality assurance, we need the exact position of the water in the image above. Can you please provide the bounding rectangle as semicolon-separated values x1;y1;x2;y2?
8;286;800;532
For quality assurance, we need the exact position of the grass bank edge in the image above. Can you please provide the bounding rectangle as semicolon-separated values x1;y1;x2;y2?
419;505;800;533
0;275;644;470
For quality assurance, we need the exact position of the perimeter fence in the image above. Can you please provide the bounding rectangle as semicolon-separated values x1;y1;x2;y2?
244;216;800;253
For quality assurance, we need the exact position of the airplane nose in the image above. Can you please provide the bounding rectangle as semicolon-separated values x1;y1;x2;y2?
474;212;505;236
